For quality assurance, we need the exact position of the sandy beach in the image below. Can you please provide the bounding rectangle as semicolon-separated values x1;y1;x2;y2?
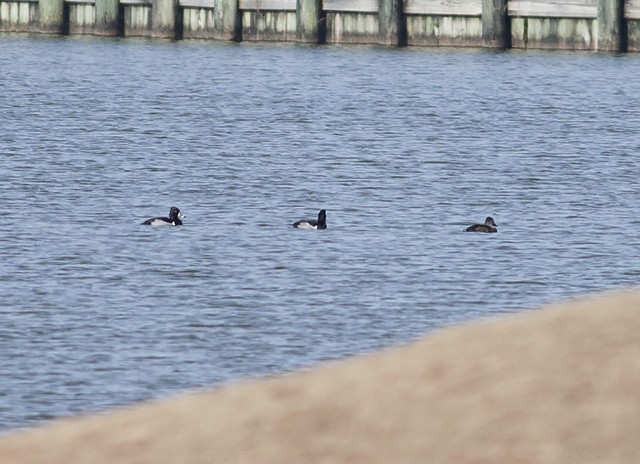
1;289;639;463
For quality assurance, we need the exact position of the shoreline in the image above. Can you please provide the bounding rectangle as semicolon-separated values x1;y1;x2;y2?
1;288;639;463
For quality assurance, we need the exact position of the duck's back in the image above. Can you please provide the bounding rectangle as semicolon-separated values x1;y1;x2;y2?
465;224;496;233
143;217;172;226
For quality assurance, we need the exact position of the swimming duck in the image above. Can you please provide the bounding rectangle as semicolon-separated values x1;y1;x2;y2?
142;206;184;226
465;216;497;233
293;209;327;230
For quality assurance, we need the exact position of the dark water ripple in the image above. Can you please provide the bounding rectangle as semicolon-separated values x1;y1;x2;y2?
1;34;640;431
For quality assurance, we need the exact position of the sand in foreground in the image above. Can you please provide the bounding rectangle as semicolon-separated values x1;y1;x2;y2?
2;289;640;463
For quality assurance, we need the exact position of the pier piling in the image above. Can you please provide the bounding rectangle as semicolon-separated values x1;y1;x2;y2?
296;0;324;43
38;0;65;32
598;0;626;51
482;0;510;48
378;0;404;45
95;0;120;34
0;0;636;52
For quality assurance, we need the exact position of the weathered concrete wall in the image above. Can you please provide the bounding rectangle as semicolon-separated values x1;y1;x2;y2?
68;2;96;33
118;0;178;37
0;0;637;51
406;15;482;46
624;0;640;50
628;19;640;50
122;3;152;35
323;0;379;43
39;0;64;32
511;17;597;50
0;0;39;31
598;0;624;50
325;11;378;43
94;0;119;34
241;10;296;40
181;0;237;40
379;0;402;44
150;0;176;36
297;0;322;41
182;5;216;38
482;0;509;46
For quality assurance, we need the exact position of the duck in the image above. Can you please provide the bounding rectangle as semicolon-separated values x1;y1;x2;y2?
465;216;497;233
293;209;327;230
142;206;184;226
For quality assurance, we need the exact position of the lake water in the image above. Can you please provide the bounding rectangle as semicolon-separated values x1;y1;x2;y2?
1;33;640;432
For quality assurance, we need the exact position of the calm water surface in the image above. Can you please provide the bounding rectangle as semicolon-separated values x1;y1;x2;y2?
1;33;640;432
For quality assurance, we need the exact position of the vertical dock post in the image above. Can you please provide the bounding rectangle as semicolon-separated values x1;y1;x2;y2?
152;0;177;37
174;1;184;39
95;0;120;35
117;3;125;37
598;0;626;51
378;0;404;45
482;0;510;48
39;0;65;32
297;0;323;43
214;0;240;40
62;0;70;34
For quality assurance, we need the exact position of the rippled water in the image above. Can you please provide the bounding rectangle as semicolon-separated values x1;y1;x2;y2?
1;33;640;431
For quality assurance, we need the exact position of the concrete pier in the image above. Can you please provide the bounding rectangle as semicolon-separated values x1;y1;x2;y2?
482;0;509;47
296;0;323;42
597;0;626;51
38;0;64;32
214;0;238;40
378;0;403;45
95;0;119;34
1;0;639;51
151;0;176;36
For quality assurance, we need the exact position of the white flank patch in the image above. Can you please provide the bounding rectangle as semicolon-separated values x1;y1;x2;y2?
295;222;317;230
150;219;172;226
